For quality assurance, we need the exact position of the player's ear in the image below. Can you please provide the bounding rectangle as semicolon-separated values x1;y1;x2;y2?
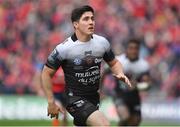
73;21;78;29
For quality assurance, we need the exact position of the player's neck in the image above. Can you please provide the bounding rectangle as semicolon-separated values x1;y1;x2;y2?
75;31;91;42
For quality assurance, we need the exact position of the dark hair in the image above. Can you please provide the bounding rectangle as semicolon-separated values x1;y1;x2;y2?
127;39;141;47
71;5;94;22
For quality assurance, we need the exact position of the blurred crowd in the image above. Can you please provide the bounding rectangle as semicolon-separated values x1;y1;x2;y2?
0;0;179;99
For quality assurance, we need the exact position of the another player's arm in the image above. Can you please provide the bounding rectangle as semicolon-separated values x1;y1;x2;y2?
137;71;151;90
107;58;132;88
137;61;151;90
141;72;151;83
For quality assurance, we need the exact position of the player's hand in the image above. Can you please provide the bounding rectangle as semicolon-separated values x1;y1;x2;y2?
47;102;64;119
113;73;132;88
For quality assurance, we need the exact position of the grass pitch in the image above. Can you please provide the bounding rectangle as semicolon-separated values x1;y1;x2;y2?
0;120;179;126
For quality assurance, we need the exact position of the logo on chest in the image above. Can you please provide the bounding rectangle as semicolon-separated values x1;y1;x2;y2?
84;51;94;65
73;58;82;65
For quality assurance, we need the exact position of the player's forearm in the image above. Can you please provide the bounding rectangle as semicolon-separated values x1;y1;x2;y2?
108;59;124;75
41;69;55;103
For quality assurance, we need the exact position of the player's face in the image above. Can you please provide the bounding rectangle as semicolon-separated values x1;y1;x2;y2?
75;11;95;35
127;43;139;61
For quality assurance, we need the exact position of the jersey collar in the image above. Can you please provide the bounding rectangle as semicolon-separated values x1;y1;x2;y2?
126;54;139;62
71;33;93;42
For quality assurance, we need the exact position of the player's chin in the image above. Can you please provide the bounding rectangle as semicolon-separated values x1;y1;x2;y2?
87;30;94;35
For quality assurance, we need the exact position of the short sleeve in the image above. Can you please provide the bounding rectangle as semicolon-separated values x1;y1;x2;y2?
45;48;62;70
102;38;115;62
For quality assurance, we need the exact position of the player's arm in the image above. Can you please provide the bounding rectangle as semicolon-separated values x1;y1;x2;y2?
107;58;132;88
140;72;150;82
41;47;64;119
137;71;151;90
41;65;56;104
41;65;64;119
102;37;131;88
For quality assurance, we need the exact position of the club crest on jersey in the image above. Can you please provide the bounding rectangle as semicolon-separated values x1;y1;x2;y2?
85;56;93;65
73;58;82;65
84;51;93;65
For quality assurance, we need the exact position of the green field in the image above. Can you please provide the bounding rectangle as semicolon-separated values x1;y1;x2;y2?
0;96;179;126
0;120;52;126
0;120;179;126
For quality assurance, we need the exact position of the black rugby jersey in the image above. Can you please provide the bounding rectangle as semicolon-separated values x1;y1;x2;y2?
46;33;115;95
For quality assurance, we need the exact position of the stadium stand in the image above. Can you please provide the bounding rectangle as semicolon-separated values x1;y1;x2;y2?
0;0;179;99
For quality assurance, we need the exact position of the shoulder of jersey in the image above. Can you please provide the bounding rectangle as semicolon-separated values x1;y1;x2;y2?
93;34;108;42
116;54;126;61
55;37;73;50
59;38;71;46
139;58;150;67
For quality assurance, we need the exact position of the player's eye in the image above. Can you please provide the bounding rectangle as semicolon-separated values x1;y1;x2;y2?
83;17;89;21
82;16;94;22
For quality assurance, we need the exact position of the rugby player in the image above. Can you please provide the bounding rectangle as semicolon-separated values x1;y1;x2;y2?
114;39;150;126
41;5;131;126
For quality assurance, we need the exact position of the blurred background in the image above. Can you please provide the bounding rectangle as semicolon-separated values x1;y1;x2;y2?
0;0;179;126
